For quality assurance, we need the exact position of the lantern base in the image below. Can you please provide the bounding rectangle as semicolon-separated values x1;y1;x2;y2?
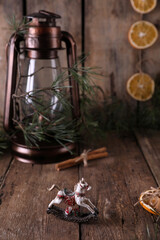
11;135;76;164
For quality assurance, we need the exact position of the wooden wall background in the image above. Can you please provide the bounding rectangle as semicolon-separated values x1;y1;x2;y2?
0;0;160;117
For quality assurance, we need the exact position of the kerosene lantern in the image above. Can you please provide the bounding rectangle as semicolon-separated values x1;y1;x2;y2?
4;10;80;164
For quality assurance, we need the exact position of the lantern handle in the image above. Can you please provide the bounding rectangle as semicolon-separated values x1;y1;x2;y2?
61;31;80;119
26;10;61;20
4;33;22;131
39;10;61;19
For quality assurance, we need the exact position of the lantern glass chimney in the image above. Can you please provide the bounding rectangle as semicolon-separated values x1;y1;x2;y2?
14;55;63;122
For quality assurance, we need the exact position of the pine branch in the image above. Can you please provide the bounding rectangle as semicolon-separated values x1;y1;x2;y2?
5;56;104;149
8;15;30;36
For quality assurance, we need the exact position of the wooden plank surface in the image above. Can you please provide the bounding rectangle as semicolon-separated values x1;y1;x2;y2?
0;153;13;207
0;160;79;240
1;133;160;239
135;130;160;186
85;0;140;102
0;0;23;117
0;153;13;187
79;134;160;240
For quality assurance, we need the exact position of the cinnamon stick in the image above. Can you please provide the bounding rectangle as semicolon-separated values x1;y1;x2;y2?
88;147;107;155
55;147;108;171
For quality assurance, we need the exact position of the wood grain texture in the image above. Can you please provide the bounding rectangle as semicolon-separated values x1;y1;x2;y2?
84;0;158;103
1;133;160;239
79;134;160;240
0;153;12;188
0;0;23;117
135;130;160;186
0;160;79;240
1;0;160;118
143;1;160;79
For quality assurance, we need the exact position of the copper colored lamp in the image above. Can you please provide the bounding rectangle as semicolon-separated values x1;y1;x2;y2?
4;10;80;164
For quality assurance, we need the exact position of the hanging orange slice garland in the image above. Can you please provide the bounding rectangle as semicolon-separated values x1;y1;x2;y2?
127;0;158;101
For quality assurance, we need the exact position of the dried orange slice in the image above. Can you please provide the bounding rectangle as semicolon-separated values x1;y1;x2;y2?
128;21;158;49
139;187;160;215
126;73;155;101
130;0;157;14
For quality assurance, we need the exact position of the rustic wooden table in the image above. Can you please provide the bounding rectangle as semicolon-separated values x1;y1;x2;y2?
0;131;160;240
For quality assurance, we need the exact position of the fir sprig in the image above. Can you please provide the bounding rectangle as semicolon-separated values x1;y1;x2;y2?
15;114;76;150
8;15;30;36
